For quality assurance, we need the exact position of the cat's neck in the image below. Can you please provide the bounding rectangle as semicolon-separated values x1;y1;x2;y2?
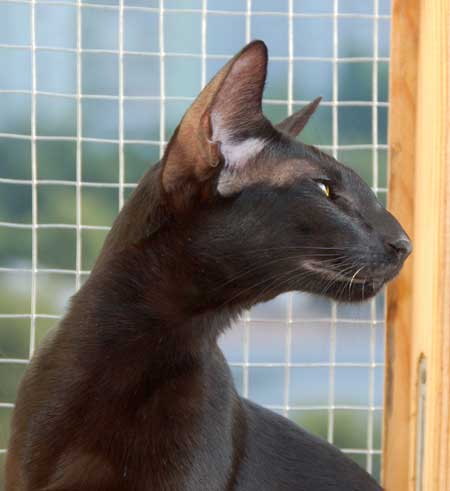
64;239;236;383
61;167;240;380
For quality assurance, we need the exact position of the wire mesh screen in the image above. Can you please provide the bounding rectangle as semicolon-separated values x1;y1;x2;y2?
0;0;390;484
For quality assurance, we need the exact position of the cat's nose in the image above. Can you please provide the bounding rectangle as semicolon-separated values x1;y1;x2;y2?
386;236;412;260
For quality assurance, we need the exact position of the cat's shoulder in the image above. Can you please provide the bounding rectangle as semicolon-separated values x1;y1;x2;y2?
235;398;382;491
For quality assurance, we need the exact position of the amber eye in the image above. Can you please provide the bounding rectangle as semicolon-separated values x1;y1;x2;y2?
317;182;331;198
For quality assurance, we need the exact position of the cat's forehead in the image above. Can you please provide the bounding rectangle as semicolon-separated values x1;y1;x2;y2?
217;158;312;196
217;141;344;196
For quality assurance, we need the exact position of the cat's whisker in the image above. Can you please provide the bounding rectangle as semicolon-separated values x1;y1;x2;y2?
256;264;320;299
348;265;366;301
209;245;352;257
214;251;373;306
317;262;361;298
222;265;320;307
211;257;305;292
211;255;351;292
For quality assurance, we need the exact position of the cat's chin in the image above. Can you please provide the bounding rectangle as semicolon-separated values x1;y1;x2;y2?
325;277;385;303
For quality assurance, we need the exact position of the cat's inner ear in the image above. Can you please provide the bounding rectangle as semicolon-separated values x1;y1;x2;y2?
208;43;270;169
161;40;270;197
275;97;322;138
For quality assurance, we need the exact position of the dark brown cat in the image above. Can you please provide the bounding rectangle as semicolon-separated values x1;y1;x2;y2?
6;41;410;490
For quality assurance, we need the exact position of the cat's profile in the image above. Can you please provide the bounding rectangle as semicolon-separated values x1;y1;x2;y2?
6;41;410;490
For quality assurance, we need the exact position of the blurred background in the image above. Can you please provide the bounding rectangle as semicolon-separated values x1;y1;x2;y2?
0;0;390;485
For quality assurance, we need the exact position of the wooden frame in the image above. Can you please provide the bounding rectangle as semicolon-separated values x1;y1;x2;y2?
383;0;450;490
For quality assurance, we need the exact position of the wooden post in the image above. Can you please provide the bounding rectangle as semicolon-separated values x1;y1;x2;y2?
383;0;450;490
383;1;419;489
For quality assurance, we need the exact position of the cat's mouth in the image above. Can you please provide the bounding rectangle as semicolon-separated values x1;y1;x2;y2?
302;260;386;301
303;260;384;285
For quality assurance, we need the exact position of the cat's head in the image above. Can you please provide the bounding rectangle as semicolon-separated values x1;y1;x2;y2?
113;41;411;307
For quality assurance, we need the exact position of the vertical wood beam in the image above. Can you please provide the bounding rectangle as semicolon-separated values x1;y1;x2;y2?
383;1;419;488
413;0;449;488
384;0;450;489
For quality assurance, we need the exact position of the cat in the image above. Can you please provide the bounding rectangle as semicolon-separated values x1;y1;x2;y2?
6;40;411;490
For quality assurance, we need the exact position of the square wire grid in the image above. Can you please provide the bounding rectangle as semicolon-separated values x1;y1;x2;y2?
0;0;390;482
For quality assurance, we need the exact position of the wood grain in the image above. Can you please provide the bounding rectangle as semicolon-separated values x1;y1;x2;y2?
413;0;449;488
383;0;419;488
384;0;450;489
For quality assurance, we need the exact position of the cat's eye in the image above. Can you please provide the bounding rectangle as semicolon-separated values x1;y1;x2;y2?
317;182;331;198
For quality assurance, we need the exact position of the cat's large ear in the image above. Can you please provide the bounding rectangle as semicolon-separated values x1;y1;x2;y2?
275;97;322;138
161;40;269;201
